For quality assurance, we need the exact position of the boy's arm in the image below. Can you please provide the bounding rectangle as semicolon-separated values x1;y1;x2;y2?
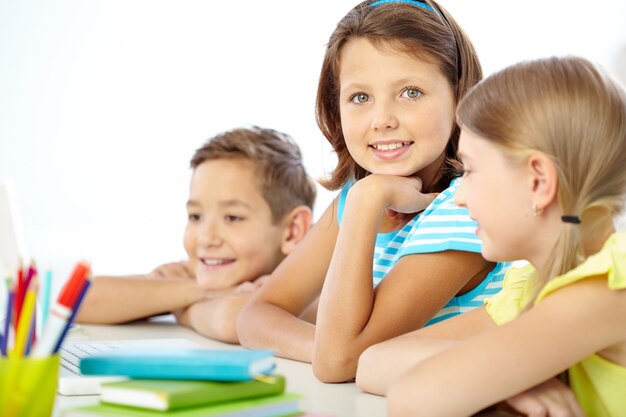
175;292;253;344
148;261;194;280
177;278;320;344
75;274;226;324
387;276;626;416
236;200;340;362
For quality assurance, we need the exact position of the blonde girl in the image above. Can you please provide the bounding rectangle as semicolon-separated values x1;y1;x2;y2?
371;56;626;416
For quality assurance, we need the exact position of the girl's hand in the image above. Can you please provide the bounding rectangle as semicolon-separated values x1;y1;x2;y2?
354;174;438;215
149;261;194;280
504;378;584;417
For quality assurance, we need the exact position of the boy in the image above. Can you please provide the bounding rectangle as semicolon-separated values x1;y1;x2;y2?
76;126;316;343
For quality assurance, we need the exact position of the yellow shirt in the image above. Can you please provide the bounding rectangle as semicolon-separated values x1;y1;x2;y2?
485;233;626;417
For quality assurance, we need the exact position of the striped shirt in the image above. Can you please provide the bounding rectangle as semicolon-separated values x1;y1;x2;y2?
337;177;508;326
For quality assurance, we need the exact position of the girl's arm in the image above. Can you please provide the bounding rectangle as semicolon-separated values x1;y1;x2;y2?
358;307;585;417
313;175;493;382
356;306;495;395
76;275;228;324
387;276;626;416
236;199;340;362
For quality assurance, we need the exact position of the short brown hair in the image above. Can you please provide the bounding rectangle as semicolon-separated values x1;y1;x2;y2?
190;126;316;223
316;0;482;192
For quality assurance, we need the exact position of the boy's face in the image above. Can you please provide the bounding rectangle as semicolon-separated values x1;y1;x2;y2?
184;158;286;290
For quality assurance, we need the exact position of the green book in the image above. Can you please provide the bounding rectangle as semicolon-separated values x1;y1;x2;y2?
62;393;303;417
98;375;286;411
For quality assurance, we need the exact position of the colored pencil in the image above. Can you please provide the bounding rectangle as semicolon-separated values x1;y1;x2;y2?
33;262;89;357
53;279;91;353
41;268;53;328
14;262;24;328
12;281;37;358
1;278;14;356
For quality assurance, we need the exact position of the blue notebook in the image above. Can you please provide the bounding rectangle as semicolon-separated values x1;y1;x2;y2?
80;348;275;381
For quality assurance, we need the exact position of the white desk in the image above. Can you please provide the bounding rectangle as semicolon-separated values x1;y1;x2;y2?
54;318;387;417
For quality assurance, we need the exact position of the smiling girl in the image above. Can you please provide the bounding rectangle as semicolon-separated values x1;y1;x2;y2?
237;0;509;383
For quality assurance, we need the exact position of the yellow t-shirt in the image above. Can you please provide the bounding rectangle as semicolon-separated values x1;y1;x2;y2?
485;233;626;417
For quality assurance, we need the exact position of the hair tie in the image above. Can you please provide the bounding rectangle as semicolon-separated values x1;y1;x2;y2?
561;215;581;224
369;0;435;13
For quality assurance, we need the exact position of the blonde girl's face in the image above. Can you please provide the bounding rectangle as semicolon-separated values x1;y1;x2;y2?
454;129;536;262
338;38;455;181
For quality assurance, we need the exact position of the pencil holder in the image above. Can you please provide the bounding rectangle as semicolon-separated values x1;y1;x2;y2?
0;354;60;417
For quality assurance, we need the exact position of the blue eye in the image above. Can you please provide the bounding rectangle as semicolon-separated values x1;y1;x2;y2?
401;88;422;99
350;93;370;104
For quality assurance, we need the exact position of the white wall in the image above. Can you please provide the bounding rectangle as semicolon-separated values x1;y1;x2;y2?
1;0;625;281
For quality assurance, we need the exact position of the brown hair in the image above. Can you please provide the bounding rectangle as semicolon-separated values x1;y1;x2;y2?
191;126;317;223
316;0;482;192
457;56;626;293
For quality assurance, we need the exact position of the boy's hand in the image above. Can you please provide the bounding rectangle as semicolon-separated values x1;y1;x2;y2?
235;274;271;293
172;306;190;327
149;261;194;280
504;378;584;417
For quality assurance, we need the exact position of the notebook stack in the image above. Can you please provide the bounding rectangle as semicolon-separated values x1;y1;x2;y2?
62;348;302;417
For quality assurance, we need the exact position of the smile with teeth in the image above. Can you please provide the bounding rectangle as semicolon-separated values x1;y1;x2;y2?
200;258;234;266
370;141;412;151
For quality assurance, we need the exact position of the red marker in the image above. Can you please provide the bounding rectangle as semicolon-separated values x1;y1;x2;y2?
32;262;90;357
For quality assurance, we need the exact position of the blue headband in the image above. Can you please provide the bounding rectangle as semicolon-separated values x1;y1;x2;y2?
369;0;435;13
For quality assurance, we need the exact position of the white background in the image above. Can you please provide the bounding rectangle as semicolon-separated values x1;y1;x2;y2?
1;0;625;285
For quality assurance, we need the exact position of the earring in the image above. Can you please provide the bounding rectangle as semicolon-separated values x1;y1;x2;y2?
532;202;543;217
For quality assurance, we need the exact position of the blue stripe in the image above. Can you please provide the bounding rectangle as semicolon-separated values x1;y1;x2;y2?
405;232;479;241
425;312;462;326
417;221;477;228
422;206;470;214
374;258;394;267
401;241;483;255
480;288;504;296
377;246;399;255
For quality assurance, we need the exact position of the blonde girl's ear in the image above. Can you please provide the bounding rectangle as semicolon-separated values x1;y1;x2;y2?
527;151;559;213
280;205;313;256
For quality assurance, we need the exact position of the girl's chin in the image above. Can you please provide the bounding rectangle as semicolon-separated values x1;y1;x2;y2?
367;168;421;178
480;242;502;263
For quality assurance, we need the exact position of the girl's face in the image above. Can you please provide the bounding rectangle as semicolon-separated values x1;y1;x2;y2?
454;129;535;263
338;38;455;182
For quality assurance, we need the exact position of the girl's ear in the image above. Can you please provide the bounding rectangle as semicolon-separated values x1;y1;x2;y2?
280;206;313;256
528;152;559;212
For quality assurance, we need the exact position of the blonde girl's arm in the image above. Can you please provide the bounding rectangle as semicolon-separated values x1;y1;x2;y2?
236;198;340;362
313;175;493;382
356;306;495;395
387;276;626;417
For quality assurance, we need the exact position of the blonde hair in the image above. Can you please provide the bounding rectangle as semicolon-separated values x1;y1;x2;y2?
457;56;626;291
